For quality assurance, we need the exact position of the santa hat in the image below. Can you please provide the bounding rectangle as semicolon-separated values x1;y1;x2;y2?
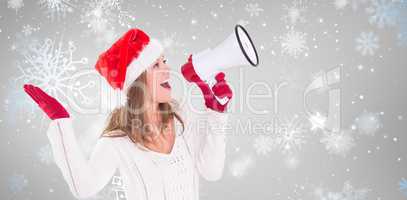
95;28;164;92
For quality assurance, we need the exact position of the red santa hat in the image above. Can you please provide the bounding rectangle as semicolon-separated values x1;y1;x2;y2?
95;28;164;92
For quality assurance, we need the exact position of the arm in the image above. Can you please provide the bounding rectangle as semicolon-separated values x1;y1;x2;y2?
182;105;229;181
47;118;119;199
195;109;228;181
23;84;118;199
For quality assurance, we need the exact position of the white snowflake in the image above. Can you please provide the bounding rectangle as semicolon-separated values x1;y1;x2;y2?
334;0;349;10
366;0;399;28
320;130;355;157
39;0;74;20
355;32;379;56
281;0;307;24
353;111;382;136
15;38;95;107
229;155;255;178
37;144;54;165
160;31;186;56
396;0;407;46
273;117;308;155
237;19;249;26
80;0;135;34
284;155;300;169
8;174;28;194
4;80;37;124
245;3;264;17
341;181;370;200
349;0;368;11
8;0;24;12
281;29;308;58
21;25;38;36
314;181;370;200
309;112;327;131
400;178;407;197
253;135;274;156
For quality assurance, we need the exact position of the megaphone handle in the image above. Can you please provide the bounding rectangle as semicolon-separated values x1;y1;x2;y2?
194;80;229;113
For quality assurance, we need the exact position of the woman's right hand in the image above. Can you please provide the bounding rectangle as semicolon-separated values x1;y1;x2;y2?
23;84;70;120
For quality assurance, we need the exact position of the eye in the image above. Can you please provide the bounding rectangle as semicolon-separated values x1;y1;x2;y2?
154;63;159;68
163;59;167;64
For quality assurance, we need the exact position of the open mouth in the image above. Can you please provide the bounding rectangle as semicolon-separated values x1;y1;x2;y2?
160;79;171;90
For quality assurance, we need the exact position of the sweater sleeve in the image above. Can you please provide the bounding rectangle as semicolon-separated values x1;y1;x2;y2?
46;117;119;199
181;105;229;181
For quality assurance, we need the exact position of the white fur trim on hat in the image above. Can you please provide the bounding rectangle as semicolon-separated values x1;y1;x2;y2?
123;38;164;92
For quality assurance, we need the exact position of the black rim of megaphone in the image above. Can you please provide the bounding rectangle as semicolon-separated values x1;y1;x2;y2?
235;24;259;67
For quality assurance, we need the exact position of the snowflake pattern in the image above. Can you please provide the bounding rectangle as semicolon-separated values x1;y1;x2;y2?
245;3;264;17
273;116;308;155
281;0;307;24
160;31;186;56
309;112;327;131
15;38;94;107
8;174;28;194
396;0;407;46
355;31;379;56
228;155;255;178
281;29;308;58
38;0;75;20
320;130;355;157
366;0;399;28
8;0;24;12
334;0;349;10
353;111;382;136
400;178;407;197
314;181;370;200
4;80;37;124
37;144;54;165
348;0;368;11
21;25;39;36
80;0;135;33
253;135;274;156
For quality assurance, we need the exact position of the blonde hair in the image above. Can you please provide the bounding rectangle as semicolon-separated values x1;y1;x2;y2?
101;71;184;147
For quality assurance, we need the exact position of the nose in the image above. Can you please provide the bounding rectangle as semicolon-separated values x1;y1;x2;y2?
161;62;170;78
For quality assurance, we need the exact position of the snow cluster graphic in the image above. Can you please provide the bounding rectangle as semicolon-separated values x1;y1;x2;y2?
320;130;356;157
15;38;94;107
38;0;74;20
366;0;399;28
2;0;407;199
281;29;309;58
314;181;370;200
8;174;28;194
355;32;379;56
245;3;264;17
281;0;307;25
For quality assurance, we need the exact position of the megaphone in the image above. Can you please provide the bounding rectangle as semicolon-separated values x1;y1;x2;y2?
191;24;259;81
181;24;259;112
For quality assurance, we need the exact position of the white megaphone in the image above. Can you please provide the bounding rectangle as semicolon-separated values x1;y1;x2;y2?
192;24;259;81
182;24;259;112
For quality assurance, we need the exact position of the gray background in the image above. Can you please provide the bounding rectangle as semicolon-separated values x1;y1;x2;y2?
1;0;407;199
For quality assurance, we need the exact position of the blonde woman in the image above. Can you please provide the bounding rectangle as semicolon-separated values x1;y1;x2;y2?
23;28;232;200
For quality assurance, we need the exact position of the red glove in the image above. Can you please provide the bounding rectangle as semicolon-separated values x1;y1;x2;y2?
23;84;70;120
181;54;233;112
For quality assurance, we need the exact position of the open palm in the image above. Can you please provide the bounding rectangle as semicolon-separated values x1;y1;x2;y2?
23;84;70;120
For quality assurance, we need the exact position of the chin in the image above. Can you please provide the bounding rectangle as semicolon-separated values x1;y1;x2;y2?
156;93;172;103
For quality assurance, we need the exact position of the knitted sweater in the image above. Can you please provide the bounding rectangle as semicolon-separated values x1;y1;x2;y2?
46;105;228;200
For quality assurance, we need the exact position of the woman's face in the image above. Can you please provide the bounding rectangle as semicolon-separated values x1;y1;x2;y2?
145;54;172;103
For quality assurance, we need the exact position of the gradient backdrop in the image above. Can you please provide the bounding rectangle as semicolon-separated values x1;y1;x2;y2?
1;0;407;200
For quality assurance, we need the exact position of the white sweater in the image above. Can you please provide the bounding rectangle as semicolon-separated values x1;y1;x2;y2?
46;105;228;200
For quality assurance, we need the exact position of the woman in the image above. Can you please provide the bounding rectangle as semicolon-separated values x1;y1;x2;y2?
23;28;231;200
